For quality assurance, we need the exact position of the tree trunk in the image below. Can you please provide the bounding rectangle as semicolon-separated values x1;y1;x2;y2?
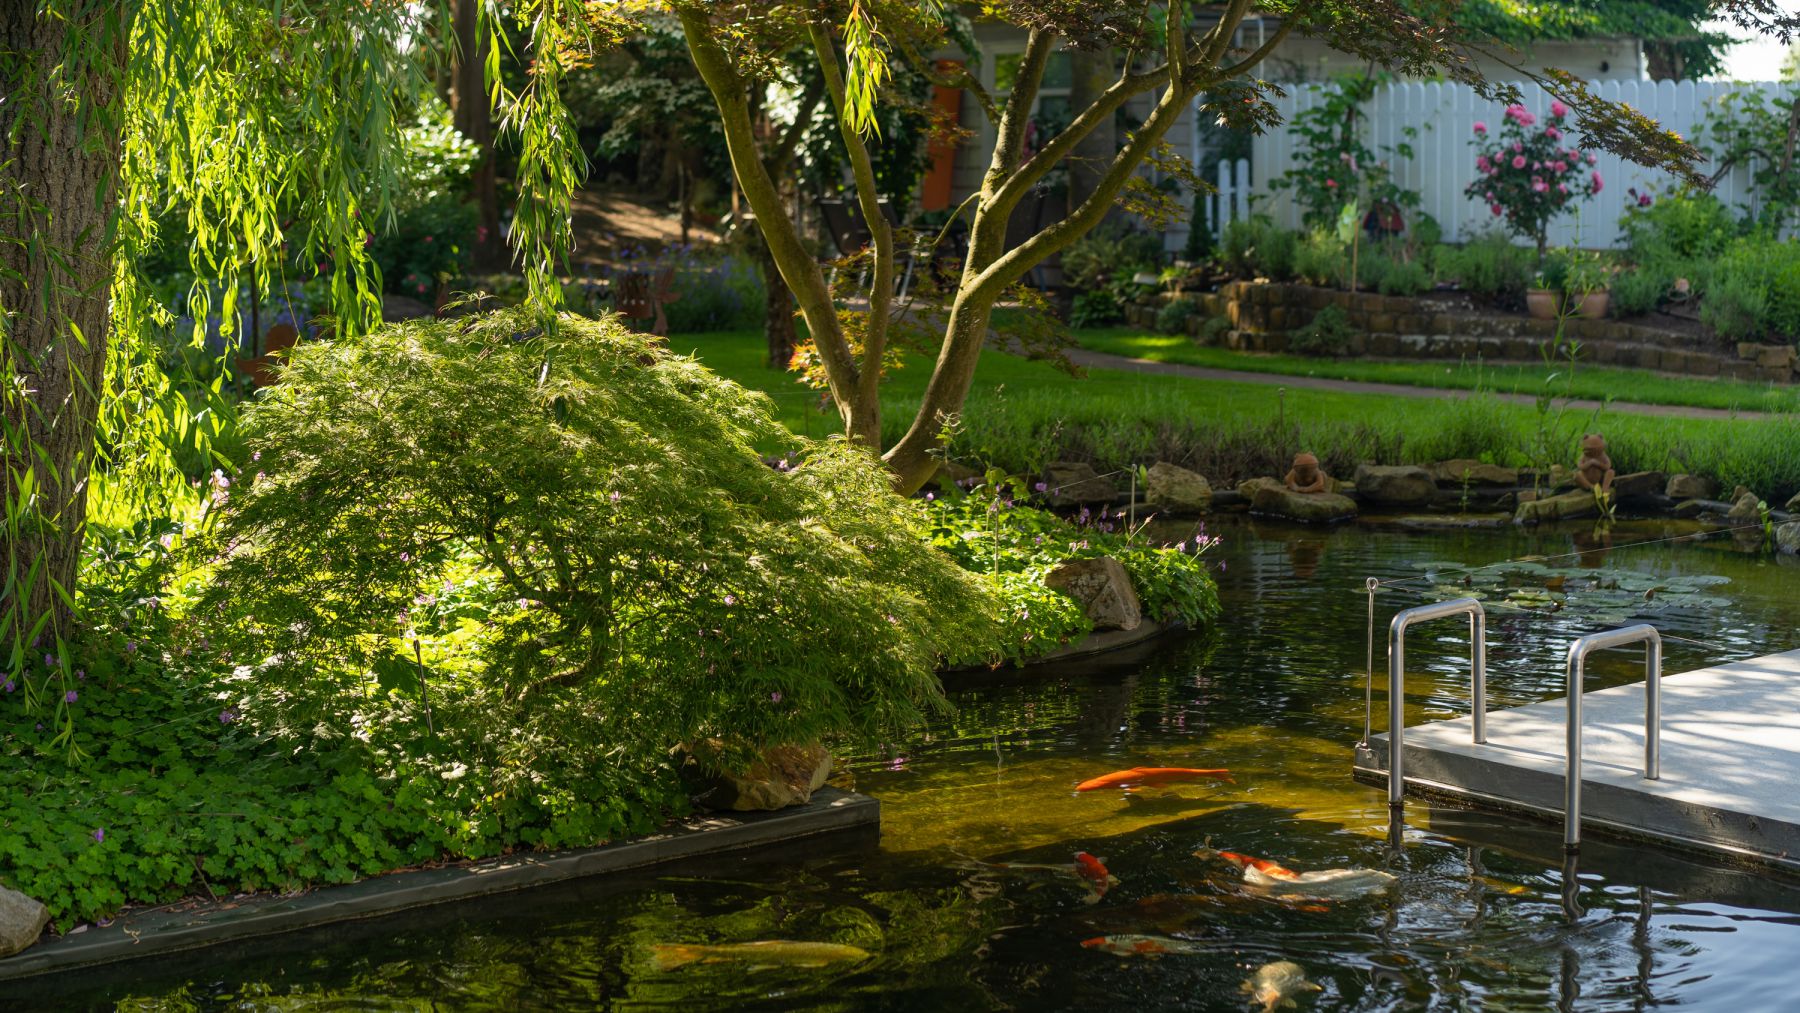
1067;47;1117;214
451;0;504;269
751;236;797;368
1;6;123;649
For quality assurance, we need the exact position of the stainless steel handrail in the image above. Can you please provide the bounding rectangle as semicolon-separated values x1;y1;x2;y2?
1388;597;1488;810
1563;624;1662;851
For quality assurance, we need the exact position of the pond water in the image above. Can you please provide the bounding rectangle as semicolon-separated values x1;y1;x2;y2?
18;516;1800;1011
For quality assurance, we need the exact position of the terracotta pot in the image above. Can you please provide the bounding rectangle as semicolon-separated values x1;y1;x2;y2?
1573;290;1609;319
1525;288;1559;319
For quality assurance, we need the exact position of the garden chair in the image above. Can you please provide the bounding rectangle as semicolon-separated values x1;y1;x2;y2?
616;267;680;337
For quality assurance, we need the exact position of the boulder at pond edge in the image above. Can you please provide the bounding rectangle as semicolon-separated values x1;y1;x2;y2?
1045;556;1144;631
1044;461;1116;506
677;742;833;812
0;884;48;958
1352;465;1436;507
1145;462;1212;513
1250;485;1358;523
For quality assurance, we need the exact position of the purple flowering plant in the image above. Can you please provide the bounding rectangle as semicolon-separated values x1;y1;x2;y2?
1465;101;1603;255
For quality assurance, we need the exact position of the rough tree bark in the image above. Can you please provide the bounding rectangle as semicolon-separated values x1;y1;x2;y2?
0;6;124;644
451;0;504;269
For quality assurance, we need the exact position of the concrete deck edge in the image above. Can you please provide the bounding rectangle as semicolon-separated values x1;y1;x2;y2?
1351;752;1800;877
0;788;878;983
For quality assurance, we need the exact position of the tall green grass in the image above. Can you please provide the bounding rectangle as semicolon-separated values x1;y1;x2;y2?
679;330;1800;502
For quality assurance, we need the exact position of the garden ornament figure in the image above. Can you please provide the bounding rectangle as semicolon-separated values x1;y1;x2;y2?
1284;453;1329;494
1574;434;1615;495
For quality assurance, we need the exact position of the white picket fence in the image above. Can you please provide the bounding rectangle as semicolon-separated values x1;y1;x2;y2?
1201;78;1794;250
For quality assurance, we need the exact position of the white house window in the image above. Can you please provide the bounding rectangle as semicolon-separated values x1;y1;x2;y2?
991;50;1073;131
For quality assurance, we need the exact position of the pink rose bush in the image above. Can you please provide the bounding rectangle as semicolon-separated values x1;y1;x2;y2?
1464;101;1602;253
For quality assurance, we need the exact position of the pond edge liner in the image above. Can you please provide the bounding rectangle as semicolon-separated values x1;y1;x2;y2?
0;788;879;983
940;618;1184;676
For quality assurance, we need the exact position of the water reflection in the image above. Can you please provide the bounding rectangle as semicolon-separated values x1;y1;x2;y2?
17;515;1800;1010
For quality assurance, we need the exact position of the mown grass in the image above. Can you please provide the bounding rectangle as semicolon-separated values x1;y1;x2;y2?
1076;329;1800;415
674;330;1800;503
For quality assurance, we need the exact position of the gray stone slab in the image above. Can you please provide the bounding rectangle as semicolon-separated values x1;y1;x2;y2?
1355;650;1800;870
0;788;877;983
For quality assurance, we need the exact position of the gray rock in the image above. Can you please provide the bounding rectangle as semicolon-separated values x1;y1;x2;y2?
0;885;48;957
1611;471;1667;501
1145;462;1212;513
1786;491;1800;514
1727;491;1763;527
1666;474;1716;501
1429;459;1519;486
1778;521;1800;555
1044;461;1115;506
1045;556;1143;631
1250;485;1358;523
1514;490;1600;525
1353;464;1437;507
1237;476;1284;500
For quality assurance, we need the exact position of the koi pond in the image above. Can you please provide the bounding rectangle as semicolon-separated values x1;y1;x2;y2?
17;516;1800;1010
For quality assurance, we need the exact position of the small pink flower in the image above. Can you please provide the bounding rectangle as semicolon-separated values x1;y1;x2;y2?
1325;178;1337;189
1532;161;1541;171
1533;179;1549;193
1512;155;1527;169
1558;183;1570;195
1553;161;1567;173
1484;191;1495;201
1473;121;1488;134
1550;100;1568;118
1476;155;1491;172
770;691;783;703
1545;126;1561;140
1591;170;1604;193
1638;192;1653;207
1586;152;1597;165
1490;203;1504;216
1513;142;1523;153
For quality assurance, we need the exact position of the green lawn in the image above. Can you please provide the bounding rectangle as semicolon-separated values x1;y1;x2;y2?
669;330;1800;502
1075;329;1800;415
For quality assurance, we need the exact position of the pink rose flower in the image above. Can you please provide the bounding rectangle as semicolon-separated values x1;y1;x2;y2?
1474;121;1488;134
1490;203;1504;216
1558;183;1570;195
1476;155;1491;172
1591;170;1604;192
1587;152;1597;165
1512;155;1527;169
1550;100;1568;118
1513;142;1523;153
1553;161;1567;173
1325;178;1337;189
1545;126;1561;140
1533;179;1549;193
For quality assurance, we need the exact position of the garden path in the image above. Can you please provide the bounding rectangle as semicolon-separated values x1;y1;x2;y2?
1066;348;1780;421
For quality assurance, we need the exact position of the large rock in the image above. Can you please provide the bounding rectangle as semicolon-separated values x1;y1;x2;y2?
1044;461;1116;506
1611;471;1667;501
678;741;833;812
1778;521;1800;555
1727;491;1763;527
1666;474;1715;500
1352;464;1437;507
1145;462;1212;513
1429;459;1519;487
1238;476;1284;500
1045;556;1143;631
1785;490;1800;514
1250;485;1358;523
0;885;48;957
1514;490;1600;525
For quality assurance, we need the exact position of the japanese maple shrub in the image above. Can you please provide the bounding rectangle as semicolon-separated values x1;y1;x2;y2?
193;308;1003;807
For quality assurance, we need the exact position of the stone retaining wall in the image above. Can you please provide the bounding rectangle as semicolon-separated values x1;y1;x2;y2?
1128;282;1799;383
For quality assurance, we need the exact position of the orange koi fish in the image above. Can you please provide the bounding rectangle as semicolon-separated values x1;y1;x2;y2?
1081;934;1209;958
1193;841;1299;881
973;850;1120;901
1075;767;1234;792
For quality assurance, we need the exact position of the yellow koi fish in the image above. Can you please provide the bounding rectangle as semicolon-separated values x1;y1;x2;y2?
650;940;872;971
1242;960;1322;1010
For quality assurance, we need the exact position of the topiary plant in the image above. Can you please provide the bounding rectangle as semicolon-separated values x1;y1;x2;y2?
190;308;1003;788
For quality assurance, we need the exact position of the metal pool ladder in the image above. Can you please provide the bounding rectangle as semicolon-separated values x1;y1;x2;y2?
1386;597;1488;809
1563;625;1662;851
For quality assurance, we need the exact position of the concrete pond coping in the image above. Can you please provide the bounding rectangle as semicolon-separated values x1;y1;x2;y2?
0;787;877;984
